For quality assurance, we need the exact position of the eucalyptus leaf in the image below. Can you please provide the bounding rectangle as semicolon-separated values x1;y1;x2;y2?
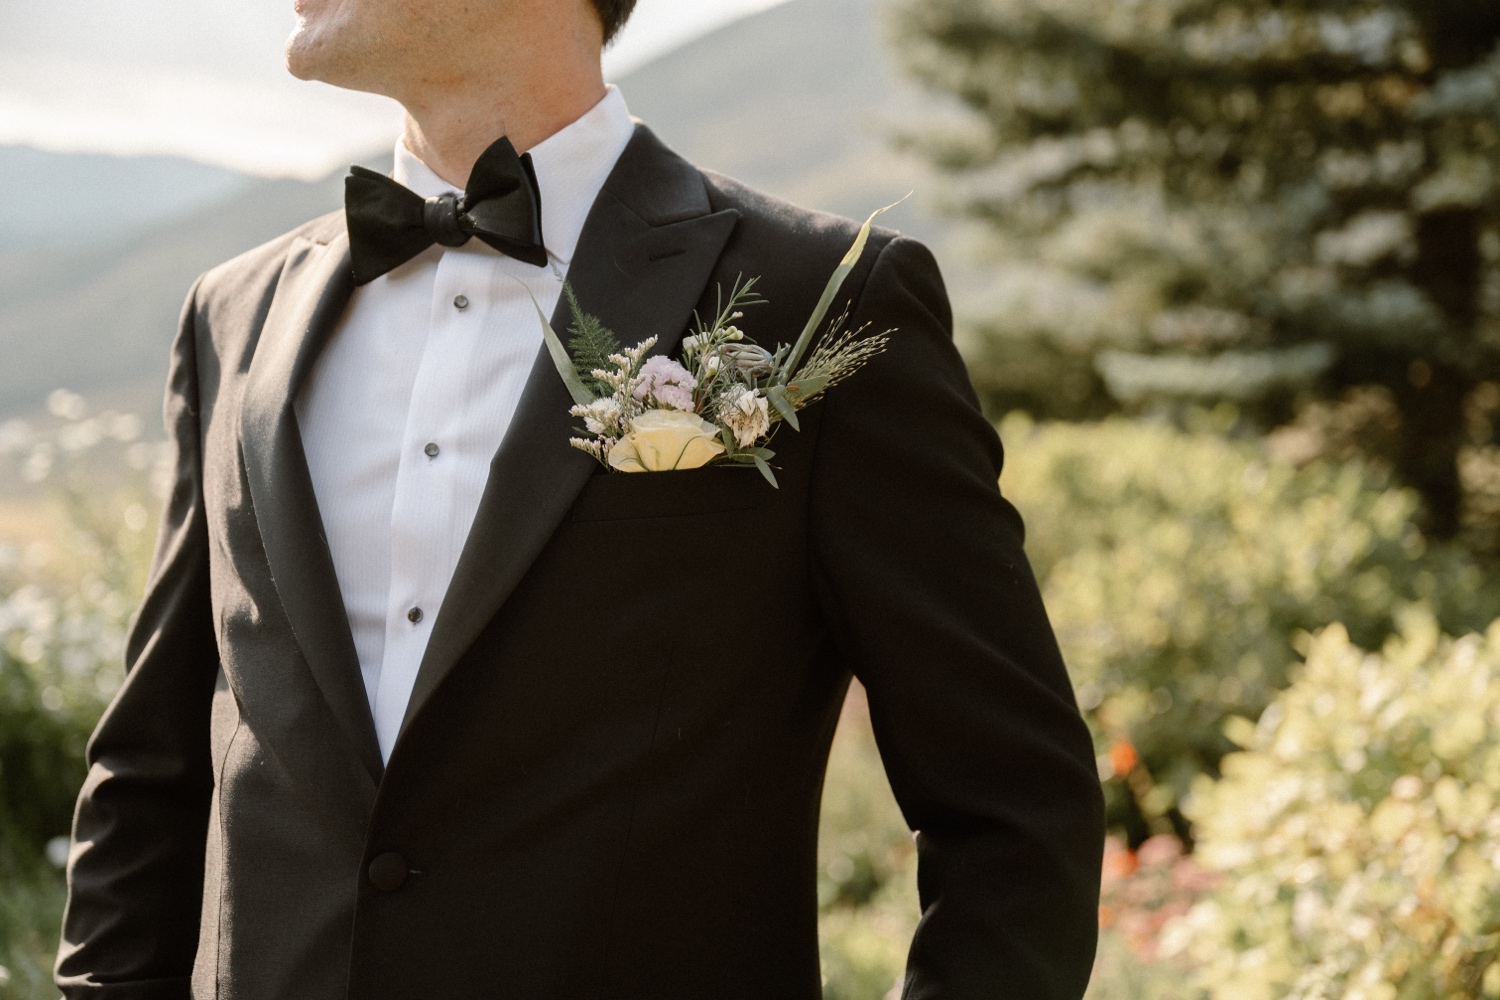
781;196;908;381
753;455;779;488
767;386;800;431
533;298;594;406
783;374;831;404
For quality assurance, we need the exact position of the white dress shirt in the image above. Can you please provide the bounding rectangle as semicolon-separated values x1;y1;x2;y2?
296;86;635;762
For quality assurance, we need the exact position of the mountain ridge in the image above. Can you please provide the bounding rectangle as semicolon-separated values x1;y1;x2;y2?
0;146;252;255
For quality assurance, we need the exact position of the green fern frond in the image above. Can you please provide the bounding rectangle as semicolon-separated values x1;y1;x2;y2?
564;284;621;392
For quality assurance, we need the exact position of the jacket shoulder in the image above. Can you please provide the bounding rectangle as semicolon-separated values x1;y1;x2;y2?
700;170;896;261
697;170;919;323
195;210;346;307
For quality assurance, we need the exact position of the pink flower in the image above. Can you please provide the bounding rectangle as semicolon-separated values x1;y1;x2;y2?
634;355;698;412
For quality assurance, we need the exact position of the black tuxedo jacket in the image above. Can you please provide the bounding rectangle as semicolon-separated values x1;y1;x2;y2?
56;124;1104;1000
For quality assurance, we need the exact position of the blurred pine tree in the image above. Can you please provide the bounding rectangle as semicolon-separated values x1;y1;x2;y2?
891;0;1500;536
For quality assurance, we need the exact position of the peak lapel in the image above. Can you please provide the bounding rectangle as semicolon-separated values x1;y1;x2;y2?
239;232;385;786
397;127;739;743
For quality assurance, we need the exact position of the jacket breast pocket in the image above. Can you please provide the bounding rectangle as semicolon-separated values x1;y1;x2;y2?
569;467;764;523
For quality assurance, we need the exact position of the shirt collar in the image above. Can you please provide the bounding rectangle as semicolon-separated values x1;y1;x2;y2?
390;85;635;267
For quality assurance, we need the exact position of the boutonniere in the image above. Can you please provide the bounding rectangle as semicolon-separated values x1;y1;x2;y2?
537;204;898;488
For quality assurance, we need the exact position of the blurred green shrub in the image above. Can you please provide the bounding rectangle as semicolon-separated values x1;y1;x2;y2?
1098;835;1215;963
1083;835;1213;1000
1001;413;1500;835
1168;611;1500;1000
1085;929;1202;1000
0;856;66;1000
0;393;165;999
817;685;918;1000
0;394;161;858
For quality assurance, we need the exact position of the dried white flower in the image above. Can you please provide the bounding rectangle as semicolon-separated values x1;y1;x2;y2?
568;436;612;461
572;396;623;436
719;385;771;448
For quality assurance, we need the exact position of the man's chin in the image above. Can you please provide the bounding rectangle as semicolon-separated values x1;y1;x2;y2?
285;29;361;87
285;27;324;82
285;53;320;83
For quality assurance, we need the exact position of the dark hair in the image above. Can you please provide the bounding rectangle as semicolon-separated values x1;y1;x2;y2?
591;0;638;43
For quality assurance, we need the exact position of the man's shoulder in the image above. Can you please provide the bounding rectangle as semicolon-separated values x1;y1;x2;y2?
195;209;346;306
615;125;894;265
699;168;890;262
692;167;914;321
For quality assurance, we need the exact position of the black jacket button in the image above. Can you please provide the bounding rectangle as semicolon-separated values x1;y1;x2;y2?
368;852;408;891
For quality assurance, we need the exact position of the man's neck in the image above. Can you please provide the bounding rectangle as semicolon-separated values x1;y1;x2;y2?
399;51;607;191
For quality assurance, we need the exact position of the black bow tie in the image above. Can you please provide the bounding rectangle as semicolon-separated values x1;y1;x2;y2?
344;136;548;286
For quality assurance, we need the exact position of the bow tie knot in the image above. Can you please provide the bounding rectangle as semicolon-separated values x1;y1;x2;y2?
422;193;470;248
344;136;549;285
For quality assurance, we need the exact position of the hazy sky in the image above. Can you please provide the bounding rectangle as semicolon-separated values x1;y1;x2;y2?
0;0;793;177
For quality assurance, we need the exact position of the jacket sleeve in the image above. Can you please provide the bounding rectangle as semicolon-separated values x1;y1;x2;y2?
56;279;220;999
808;236;1105;999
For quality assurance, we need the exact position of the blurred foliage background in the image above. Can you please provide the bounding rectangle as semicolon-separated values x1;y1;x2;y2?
0;395;164;999
894;0;1500;543
5;0;1500;998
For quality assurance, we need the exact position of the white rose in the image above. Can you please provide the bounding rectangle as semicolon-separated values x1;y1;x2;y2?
608;409;726;473
719;386;771;448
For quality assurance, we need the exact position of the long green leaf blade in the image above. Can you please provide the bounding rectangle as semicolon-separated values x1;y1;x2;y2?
781;196;908;380
534;298;595;406
753;454;779;488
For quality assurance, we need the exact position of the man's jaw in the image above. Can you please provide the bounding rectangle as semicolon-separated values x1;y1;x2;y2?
285;0;373;87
